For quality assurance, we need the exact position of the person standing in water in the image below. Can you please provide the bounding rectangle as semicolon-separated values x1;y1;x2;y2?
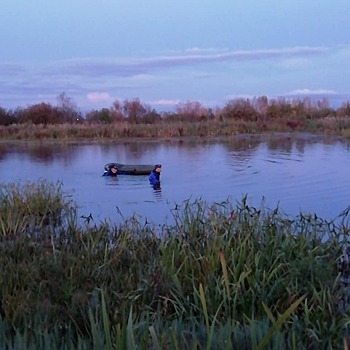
103;164;118;177
149;164;161;189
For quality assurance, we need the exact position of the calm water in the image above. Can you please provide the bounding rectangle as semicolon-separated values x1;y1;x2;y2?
0;133;349;226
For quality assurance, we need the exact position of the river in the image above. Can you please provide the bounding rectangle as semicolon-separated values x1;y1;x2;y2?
0;133;349;226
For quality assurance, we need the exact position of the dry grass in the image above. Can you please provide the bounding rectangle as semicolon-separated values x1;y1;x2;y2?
0;116;349;141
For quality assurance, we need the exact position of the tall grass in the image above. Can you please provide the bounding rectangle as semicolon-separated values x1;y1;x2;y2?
0;181;349;349
0;117;349;141
0;180;76;238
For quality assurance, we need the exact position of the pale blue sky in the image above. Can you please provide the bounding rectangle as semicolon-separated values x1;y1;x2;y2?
1;0;350;111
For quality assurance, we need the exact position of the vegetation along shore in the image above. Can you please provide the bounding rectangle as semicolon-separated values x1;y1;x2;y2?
2;94;350;348
1;180;350;348
1;94;350;140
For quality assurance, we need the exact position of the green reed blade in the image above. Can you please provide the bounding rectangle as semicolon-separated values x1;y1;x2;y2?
256;294;306;350
101;290;113;350
262;302;276;325
127;308;136;350
149;325;162;350
206;300;224;350
199;282;209;331
88;307;103;350
170;329;180;350
219;250;230;300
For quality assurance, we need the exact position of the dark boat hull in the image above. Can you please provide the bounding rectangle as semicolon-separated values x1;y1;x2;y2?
103;163;153;176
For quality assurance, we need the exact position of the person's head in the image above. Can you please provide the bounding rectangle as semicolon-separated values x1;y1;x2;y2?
110;166;118;174
154;164;161;173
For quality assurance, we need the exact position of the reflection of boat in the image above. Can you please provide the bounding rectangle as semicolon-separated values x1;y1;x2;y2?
103;163;154;176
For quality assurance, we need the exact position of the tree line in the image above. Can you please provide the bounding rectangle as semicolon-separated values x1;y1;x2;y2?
0;93;350;126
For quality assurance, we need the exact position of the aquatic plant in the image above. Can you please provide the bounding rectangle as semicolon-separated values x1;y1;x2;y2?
0;181;349;349
0;180;76;238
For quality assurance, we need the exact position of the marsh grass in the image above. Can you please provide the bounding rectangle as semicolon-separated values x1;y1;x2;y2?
0;181;350;349
1;117;349;141
0;180;76;238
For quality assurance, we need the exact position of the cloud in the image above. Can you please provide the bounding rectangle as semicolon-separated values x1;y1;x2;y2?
282;89;350;108
335;45;350;57
0;63;24;75
278;58;311;69
86;92;112;103
224;89;345;107
47;46;329;78
191;72;212;79
225;93;257;101
287;88;337;96
185;47;228;54
148;99;181;106
1;45;345;110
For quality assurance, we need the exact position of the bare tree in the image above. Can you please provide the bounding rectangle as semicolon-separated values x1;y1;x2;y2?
111;99;125;122
20;103;64;124
123;98;147;124
175;101;208;121
222;98;257;122
57;92;80;123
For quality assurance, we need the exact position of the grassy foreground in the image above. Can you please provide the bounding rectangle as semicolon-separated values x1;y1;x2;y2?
0;180;350;349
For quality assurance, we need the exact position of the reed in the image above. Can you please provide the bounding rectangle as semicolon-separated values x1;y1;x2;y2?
0;181;349;349
0;180;76;238
0;117;349;141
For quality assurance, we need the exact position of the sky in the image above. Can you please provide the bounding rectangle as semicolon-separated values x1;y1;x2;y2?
1;0;350;113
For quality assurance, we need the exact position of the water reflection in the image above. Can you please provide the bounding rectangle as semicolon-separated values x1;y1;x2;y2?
0;141;82;164
104;176;119;185
1;134;346;163
152;186;163;201
222;135;261;152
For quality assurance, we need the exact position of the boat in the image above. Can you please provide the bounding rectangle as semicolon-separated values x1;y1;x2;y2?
103;163;155;176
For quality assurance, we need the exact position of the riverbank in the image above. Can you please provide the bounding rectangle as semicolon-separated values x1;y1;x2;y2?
1;116;350;141
0;180;349;348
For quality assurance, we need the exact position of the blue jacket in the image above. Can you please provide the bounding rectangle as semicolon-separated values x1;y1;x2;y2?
149;171;160;187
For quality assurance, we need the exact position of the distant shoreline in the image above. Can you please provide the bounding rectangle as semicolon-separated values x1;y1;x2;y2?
0;118;349;141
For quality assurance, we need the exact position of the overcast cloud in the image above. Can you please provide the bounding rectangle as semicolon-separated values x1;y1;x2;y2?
1;1;349;111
